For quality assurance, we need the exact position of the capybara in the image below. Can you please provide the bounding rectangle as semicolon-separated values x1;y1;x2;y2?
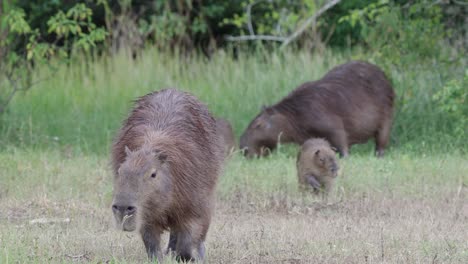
297;138;339;195
111;88;223;262
216;117;236;155
240;61;395;158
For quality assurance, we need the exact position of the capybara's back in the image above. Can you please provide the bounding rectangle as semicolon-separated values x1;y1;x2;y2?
297;138;339;194
216;117;236;155
111;88;223;262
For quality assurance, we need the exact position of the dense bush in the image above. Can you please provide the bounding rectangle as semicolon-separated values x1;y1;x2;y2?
0;2;107;114
3;0;466;53
432;70;468;139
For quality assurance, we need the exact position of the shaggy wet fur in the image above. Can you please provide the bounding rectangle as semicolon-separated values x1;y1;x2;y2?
111;88;223;262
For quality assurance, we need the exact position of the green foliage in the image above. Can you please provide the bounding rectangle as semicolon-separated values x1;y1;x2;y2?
222;0;318;36
319;0;378;47
339;0;448;65
47;3;107;52
432;71;468;138
6;0;466;52
0;3;107;114
4;8;31;34
96;1;245;51
3;3;107;61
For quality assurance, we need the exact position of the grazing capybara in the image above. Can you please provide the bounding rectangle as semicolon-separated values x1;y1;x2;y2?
111;88;223;262
297;138;339;195
240;61;395;158
216;117;236;155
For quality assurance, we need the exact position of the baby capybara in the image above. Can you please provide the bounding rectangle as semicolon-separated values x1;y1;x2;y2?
240;61;395;158
111;88;223;262
216;117;236;155
297;138;339;195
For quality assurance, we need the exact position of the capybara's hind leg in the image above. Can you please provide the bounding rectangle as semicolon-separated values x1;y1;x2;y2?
140;225;163;262
166;230;178;254
375;118;393;157
328;129;349;158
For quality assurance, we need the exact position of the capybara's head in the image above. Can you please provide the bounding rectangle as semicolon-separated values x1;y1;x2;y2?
314;149;339;178
240;107;288;158
112;146;172;231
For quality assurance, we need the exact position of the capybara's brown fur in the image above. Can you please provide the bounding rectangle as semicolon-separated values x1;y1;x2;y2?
240;61;395;158
216;117;236;155
297;138;339;195
111;88;223;262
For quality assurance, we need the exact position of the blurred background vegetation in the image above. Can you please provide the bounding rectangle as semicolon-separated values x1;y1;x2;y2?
0;0;466;154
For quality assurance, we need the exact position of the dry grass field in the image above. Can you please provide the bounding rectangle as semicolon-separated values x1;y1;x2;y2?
1;148;467;263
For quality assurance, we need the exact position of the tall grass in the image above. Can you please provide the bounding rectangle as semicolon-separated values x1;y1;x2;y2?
0;48;465;154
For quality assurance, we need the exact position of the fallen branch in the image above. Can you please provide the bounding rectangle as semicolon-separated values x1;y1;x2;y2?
225;0;341;48
225;35;287;42
65;252;90;261
281;0;341;48
29;217;71;225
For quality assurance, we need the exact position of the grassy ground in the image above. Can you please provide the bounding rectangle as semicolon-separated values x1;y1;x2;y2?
0;49;467;263
0;148;467;263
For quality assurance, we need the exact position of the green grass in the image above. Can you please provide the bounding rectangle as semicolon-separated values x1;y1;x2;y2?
0;48;466;154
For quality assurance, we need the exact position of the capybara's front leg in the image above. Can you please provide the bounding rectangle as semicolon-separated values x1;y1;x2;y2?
197;242;206;260
328;129;348;158
305;174;321;190
176;230;195;262
140;225;163;262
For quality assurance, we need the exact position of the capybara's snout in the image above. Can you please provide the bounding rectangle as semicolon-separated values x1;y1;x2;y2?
331;164;339;177
112;194;138;231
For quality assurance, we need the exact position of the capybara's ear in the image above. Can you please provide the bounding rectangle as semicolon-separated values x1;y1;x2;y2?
125;146;132;156
158;153;167;163
153;149;167;163
264;107;276;115
261;105;267;111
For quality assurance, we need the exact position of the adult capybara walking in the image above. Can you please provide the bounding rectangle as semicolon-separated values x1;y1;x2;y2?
297;138;339;195
240;61;395;158
216;117;236;155
111;88;223;262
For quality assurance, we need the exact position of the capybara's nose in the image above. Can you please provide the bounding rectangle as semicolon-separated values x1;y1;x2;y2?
112;204;137;216
331;165;339;176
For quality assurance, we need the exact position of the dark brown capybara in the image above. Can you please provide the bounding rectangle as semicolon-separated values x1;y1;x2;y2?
111;88;223;262
216;117;236;155
297;138;339;195
240;60;395;158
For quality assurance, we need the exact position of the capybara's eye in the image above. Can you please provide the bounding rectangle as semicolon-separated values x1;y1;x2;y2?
151;172;157;178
